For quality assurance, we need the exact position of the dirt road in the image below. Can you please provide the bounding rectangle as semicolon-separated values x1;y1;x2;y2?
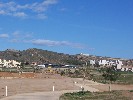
0;90;81;100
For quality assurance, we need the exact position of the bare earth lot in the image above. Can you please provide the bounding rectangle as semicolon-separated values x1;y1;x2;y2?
0;72;133;100
0;72;81;99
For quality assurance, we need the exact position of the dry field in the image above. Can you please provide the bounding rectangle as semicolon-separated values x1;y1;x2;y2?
0;72;133;100
0;72;81;99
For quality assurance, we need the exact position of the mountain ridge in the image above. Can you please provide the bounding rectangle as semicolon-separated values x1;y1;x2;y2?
0;48;132;66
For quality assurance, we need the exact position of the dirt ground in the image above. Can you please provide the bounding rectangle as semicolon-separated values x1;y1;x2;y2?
90;84;133;92
0;72;133;100
0;72;80;99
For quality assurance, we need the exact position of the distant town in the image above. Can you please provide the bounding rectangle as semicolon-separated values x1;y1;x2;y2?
0;49;133;73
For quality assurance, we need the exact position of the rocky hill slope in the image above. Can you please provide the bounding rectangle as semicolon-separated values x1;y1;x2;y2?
0;48;83;65
0;48;132;66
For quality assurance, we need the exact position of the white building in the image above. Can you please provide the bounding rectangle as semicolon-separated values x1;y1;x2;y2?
99;60;108;66
116;60;123;70
80;53;89;56
0;59;21;68
90;60;95;65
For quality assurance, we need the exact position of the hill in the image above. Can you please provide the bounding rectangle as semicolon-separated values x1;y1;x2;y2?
0;48;83;65
0;48;132;66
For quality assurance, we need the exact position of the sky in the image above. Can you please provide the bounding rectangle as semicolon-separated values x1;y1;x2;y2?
0;0;133;59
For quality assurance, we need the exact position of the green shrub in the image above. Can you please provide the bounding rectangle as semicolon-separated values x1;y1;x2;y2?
129;90;133;92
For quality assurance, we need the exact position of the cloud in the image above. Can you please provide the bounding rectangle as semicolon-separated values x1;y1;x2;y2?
12;31;20;37
12;31;33;38
0;0;58;19
9;31;33;43
10;39;19;43
31;39;90;49
60;8;67;12
32;39;69;46
37;14;47;19
0;34;9;38
0;10;6;15
13;12;27;17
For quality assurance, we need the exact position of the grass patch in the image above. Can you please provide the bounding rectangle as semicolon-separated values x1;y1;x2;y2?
129;90;133;92
60;91;131;100
116;74;133;84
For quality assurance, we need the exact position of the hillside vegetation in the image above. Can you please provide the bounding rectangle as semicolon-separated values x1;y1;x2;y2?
0;48;83;65
0;48;133;66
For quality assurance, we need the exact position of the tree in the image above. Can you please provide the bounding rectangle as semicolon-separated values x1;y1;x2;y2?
60;71;65;76
20;62;25;69
102;66;120;91
74;70;80;76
